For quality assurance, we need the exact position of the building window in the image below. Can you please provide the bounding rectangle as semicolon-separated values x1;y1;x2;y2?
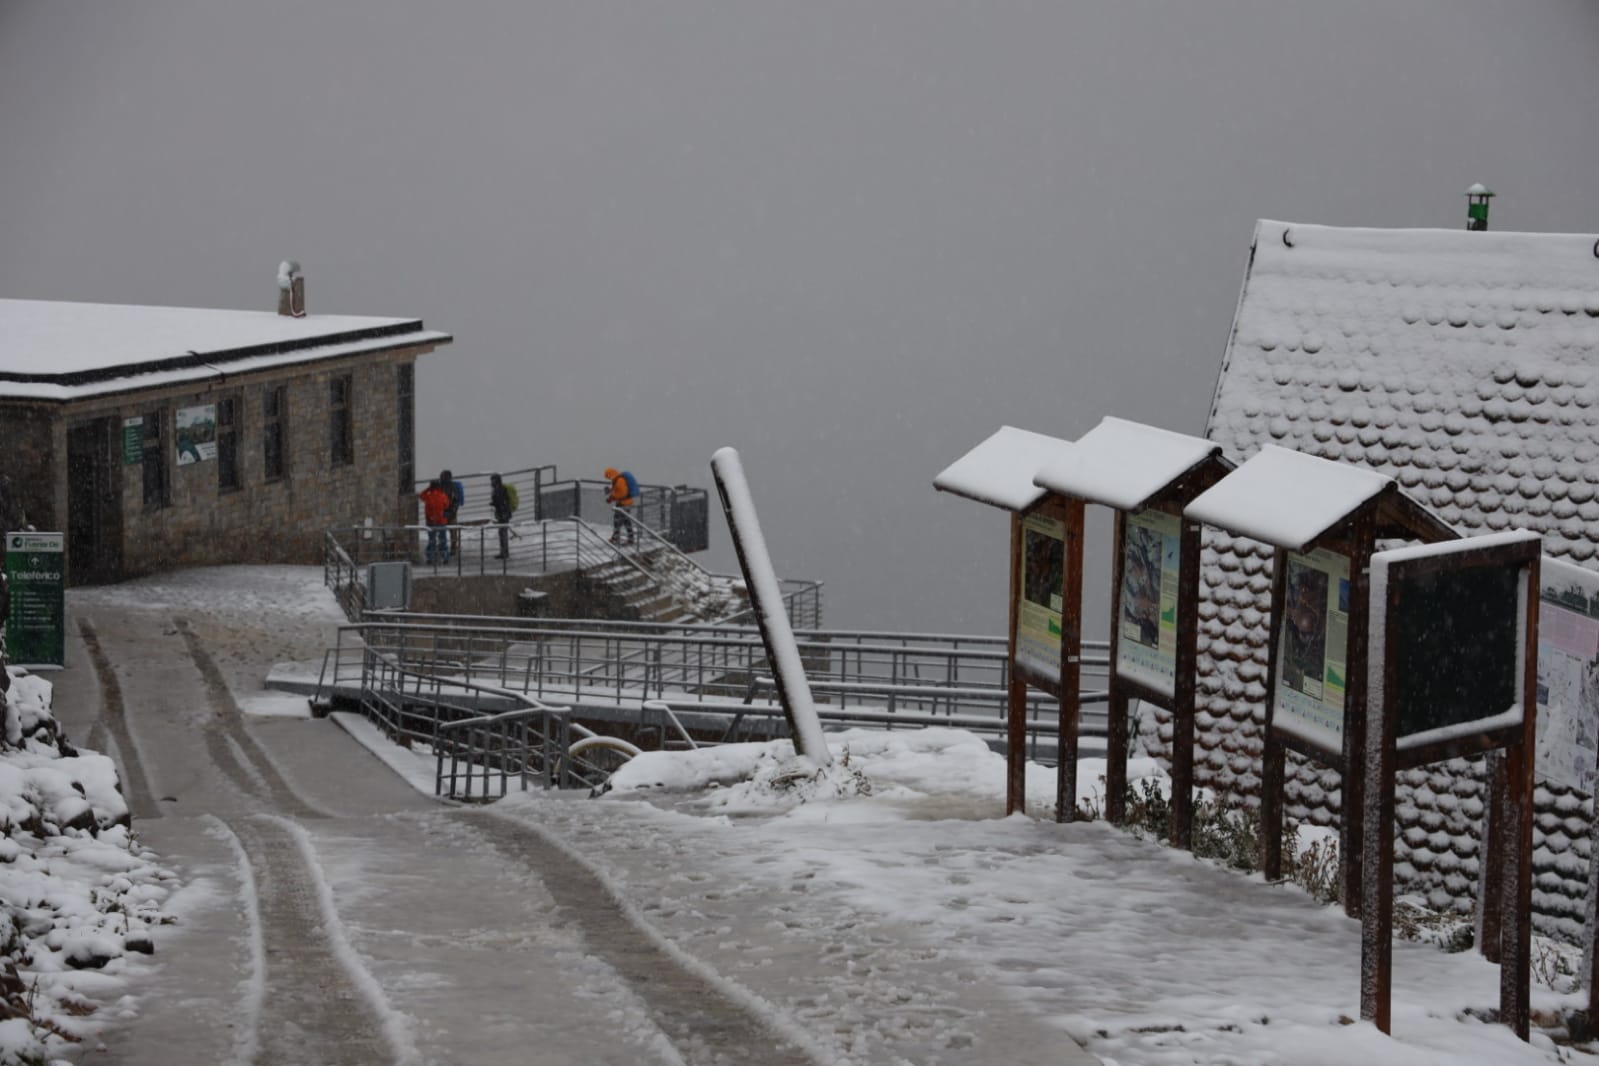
142;409;168;509
397;364;415;493
263;386;287;481
217;395;240;492
330;374;353;467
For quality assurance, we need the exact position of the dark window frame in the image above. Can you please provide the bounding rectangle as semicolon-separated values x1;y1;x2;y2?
263;385;288;482
330;374;353;467
142;408;169;510
397;363;415;493
217;394;241;493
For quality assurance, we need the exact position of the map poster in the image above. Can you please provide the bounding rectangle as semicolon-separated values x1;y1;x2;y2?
5;531;65;667
1015;511;1066;686
1116;507;1181;697
1536;563;1599;793
175;403;217;465
1273;547;1351;752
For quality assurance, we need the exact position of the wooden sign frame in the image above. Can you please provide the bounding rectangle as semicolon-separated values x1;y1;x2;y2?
1103;460;1229;848
1361;533;1539;1040
1005;495;1083;819
1257;490;1454;918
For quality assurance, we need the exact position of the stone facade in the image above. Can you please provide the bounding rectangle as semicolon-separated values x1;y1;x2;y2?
2;344;439;583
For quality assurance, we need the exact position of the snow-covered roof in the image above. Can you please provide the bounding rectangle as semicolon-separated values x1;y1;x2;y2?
1033;416;1224;511
1195;221;1599;929
933;425;1076;512
1208;220;1599;562
1185;444;1391;550
0;299;451;401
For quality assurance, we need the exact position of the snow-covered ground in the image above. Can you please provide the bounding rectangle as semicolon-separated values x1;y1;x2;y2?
5;565;1598;1064
0;671;176;1066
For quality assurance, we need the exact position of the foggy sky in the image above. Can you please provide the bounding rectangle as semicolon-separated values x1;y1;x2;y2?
3;1;1598;636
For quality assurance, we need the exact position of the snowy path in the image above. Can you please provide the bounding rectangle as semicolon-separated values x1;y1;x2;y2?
55;570;974;1065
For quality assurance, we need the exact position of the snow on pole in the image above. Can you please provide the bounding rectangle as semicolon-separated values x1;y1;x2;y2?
710;447;831;765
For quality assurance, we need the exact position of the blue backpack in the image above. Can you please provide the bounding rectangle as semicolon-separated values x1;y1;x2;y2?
621;471;639;499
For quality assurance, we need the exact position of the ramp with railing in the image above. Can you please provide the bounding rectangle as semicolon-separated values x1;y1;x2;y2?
314;616;1113;797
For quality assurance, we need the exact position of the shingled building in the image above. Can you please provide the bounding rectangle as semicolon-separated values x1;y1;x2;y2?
1195;220;1599;936
0;288;451;584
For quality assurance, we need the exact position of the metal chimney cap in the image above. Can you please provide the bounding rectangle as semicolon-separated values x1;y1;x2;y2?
1465;182;1495;197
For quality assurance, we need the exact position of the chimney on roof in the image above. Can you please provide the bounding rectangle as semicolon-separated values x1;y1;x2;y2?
1465;183;1495;232
276;260;306;317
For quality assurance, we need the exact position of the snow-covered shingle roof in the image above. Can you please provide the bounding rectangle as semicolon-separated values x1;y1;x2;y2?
1185;444;1391;551
0;299;451;401
933;426;1076;512
1033;416;1223;511
1208;220;1599;562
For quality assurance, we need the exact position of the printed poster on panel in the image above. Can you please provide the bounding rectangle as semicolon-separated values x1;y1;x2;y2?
1116;507;1180;697
1273;547;1351;752
1015;511;1066;685
1536;574;1599;793
175;403;217;465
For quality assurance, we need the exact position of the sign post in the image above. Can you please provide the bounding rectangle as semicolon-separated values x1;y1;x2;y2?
1034;418;1230;847
1362;531;1539;1040
5;531;66;668
1187;445;1455;915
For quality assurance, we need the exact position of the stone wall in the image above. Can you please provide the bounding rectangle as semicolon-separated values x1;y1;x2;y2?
7;345;433;582
0;405;58;528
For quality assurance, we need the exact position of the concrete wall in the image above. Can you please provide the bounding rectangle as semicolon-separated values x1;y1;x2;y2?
410;571;586;618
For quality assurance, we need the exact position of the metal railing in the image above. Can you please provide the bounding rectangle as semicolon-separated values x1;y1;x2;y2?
317;617;1114;769
323;514;825;630
356;639;626;799
415;466;709;554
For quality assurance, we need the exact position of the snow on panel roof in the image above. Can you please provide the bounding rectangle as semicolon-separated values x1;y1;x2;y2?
933;425;1076;512
1185;444;1390;550
0;299;448;389
1033;416;1222;510
1207;219;1599;564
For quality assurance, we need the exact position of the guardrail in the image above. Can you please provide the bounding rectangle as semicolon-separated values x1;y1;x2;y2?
316;618;1115;770
356;639;627;799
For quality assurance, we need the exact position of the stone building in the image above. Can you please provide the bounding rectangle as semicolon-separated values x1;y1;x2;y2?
0;287;451;584
1194;219;1599;937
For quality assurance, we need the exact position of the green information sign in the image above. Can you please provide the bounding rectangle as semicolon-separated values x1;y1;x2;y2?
5;531;65;667
122;416;144;465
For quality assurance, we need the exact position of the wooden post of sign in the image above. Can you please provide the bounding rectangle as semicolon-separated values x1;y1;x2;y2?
1106;513;1130;824
1361;653;1398;1034
1501;558;1540;1040
1479;752;1507;965
1340;512;1377;918
1260;549;1289;883
1171;515;1202;850
1006;512;1027;816
1057;499;1086;823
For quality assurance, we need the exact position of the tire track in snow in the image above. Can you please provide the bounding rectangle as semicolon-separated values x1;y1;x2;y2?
77;617;160;819
231;815;400;1066
174;616;325;820
460;808;828;1066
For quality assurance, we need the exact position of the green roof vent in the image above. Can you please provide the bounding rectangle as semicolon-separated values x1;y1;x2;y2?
1465;183;1495;232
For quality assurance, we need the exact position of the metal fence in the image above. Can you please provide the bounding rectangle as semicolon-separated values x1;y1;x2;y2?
415;465;709;554
319;617;1113;770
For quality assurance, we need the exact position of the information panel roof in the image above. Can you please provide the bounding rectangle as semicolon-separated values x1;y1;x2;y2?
1185;444;1391;550
933;425;1075;512
1033;417;1223;510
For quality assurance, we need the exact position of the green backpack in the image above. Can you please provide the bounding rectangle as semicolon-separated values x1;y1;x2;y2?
505;483;520;513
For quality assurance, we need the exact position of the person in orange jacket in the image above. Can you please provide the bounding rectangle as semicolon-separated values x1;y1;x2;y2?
418;479;452;564
604;467;638;545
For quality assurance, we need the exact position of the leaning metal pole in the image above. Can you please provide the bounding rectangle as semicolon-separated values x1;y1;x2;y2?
710;447;831;765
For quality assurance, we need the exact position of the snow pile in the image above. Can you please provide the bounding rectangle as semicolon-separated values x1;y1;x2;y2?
1;668;174;1066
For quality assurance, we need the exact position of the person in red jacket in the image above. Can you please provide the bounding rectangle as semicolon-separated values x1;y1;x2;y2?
418;479;452;565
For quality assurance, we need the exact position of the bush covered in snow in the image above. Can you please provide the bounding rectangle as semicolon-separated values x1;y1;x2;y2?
1;668;174;1066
